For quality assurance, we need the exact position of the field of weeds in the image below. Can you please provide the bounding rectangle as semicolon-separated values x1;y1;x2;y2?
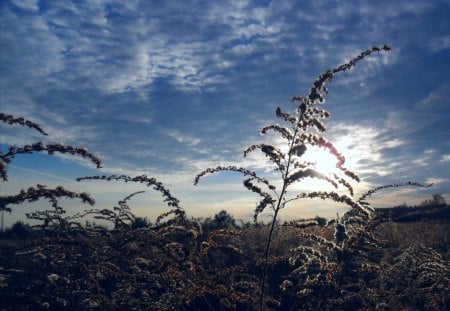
0;205;448;310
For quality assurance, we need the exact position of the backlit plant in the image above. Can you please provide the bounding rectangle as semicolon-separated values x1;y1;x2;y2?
195;45;402;308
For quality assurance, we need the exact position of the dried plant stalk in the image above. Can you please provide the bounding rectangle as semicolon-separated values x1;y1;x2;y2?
77;174;181;209
0;142;102;181
195;45;393;310
0;112;48;136
0;184;94;212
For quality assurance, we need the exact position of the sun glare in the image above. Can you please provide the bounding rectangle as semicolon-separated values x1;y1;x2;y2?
303;145;338;176
292;138;360;193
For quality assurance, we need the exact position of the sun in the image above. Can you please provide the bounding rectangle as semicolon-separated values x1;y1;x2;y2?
302;145;339;176
299;133;364;179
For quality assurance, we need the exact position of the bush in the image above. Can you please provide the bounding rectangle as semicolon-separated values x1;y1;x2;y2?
0;221;31;239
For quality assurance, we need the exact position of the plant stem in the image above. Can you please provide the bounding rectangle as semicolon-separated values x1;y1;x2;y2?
258;111;303;310
258;187;284;310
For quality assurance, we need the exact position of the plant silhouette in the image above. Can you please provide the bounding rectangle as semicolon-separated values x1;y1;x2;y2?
196;45;398;309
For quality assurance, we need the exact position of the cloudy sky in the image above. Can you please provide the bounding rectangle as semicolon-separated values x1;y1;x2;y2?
1;0;449;226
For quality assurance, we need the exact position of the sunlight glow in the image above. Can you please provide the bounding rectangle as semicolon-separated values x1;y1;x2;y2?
302;145;339;177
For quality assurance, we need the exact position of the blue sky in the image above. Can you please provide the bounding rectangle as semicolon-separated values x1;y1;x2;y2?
1;0;449;226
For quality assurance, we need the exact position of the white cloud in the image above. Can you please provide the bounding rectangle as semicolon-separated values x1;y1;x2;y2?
11;0;39;11
429;36;450;52
440;154;450;163
231;44;256;56
417;83;450;107
165;129;201;147
384;138;405;148
330;124;383;170
426;177;448;185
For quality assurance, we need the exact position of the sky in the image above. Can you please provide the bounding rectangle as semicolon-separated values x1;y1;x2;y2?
1;0;450;227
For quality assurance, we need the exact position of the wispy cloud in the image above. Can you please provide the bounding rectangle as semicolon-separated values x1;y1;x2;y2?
426;177;448;185
417;83;450;108
8;164;75;184
165;129;201;147
440;155;450;163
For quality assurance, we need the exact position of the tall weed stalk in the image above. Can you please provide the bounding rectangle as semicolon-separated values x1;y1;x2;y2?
195;45;393;309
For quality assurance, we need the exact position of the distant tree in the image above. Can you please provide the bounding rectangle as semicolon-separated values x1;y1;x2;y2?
9;221;31;239
85;220;93;228
238;219;253;229
201;210;237;233
131;217;150;229
213;210;237;228
420;194;447;208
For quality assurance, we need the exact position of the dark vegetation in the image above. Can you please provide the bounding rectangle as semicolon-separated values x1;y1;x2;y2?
0;46;449;310
0;204;448;310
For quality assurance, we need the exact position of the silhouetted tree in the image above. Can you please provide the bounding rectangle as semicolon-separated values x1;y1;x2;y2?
9;221;31;239
420;194;447;208
201;210;237;234
213;210;236;228
131;217;150;229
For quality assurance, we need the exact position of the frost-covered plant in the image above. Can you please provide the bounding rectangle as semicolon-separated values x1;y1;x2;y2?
1;143;103;180
377;242;450;310
68;191;146;231
76;174;187;233
0;184;94;213
0;112;48;136
0;184;95;236
0;112;103;236
76;174;181;209
195;45;393;309
279;181;434;309
0;115;102;181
